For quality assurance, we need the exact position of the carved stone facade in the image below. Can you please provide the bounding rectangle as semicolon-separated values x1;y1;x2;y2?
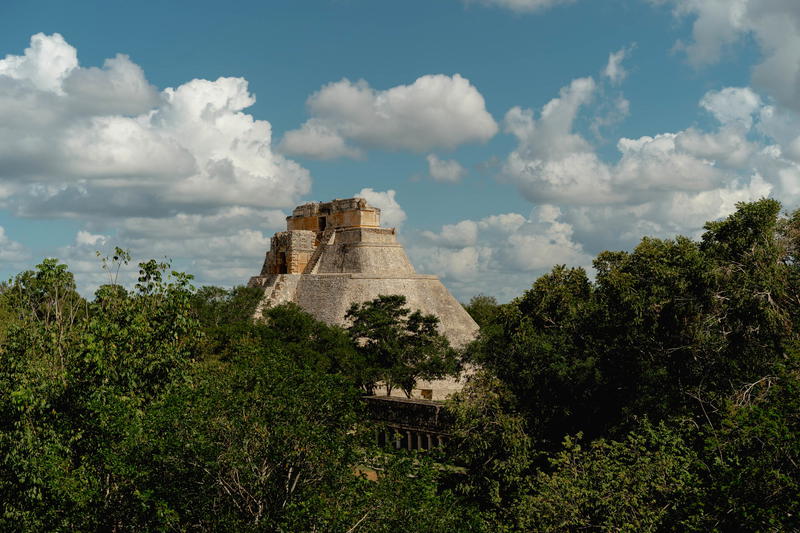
262;230;316;275
286;197;380;233
248;197;479;400
365;396;452;450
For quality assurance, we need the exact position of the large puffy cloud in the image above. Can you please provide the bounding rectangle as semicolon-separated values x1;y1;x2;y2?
421;220;479;248
507;76;596;160
113;207;282;268
417;73;790;301
355;188;407;228
116;207;285;241
410;207;592;301
501;69;795;256
280;74;498;158
62;54;160;116
0;33;310;217
502;76;619;204
411;55;796;300
279;121;363;160
0;33;312;291
0;32;78;93
656;0;800;111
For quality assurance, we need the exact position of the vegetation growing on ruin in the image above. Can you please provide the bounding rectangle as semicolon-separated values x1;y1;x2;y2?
1;198;800;531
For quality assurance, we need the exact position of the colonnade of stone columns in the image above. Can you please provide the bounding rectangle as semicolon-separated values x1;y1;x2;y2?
377;427;446;451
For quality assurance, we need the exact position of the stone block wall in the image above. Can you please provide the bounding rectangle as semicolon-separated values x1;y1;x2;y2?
327;208;379;229
286;216;321;232
287;198;381;232
313;227;414;275
262;230;316;274
316;243;415;275
333;227;397;245
293;274;478;348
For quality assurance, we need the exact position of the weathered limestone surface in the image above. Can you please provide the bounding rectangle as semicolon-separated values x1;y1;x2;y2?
248;198;479;400
315;228;415;275
292;274;476;348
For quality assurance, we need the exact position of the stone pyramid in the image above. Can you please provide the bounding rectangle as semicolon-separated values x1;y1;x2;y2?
248;197;478;399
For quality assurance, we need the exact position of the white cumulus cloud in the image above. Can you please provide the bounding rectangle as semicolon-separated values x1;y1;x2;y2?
58;208;290;296
603;45;634;85
499;66;799;258
503;75;780;205
0;32;78;93
658;0;800;111
411;206;591;301
0;33;314;291
280;121;363;160
421;220;479;248
355;188;407;229
281;74;498;158
0;33;310;218
426;154;467;183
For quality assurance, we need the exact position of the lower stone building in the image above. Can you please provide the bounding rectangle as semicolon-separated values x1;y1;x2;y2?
365;395;452;451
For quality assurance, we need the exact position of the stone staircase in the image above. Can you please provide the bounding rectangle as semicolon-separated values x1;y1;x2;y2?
252;229;336;320
303;227;335;274
253;274;301;318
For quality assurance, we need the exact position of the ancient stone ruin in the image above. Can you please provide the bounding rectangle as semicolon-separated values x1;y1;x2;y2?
248;197;478;400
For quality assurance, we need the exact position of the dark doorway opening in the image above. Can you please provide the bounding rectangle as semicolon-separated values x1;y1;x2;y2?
277;251;287;273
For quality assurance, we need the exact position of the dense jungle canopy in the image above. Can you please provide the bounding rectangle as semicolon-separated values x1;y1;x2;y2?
1;198;800;531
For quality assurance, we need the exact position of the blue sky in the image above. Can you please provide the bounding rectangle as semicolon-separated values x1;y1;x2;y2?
0;0;798;301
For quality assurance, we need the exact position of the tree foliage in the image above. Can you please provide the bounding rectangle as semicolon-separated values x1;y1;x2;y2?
460;198;800;530
519;421;706;532
0;257;472;531
445;371;532;527
464;294;500;330
3;199;800;531
0;256;199;530
346;294;458;397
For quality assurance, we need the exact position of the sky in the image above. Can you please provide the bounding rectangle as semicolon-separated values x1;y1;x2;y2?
0;0;799;302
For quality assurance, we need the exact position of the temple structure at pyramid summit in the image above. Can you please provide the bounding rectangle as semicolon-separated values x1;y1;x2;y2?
248;197;479;400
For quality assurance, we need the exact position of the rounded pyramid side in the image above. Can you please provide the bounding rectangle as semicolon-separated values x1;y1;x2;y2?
294;274;478;348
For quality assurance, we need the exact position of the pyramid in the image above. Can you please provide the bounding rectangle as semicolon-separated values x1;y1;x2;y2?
248;197;479;400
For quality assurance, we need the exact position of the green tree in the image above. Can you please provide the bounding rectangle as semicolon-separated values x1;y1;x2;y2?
321;454;489;533
703;348;800;531
260;303;361;378
518;421;706;532
471;265;600;447
0;256;200;530
140;336;367;530
191;284;263;329
472;199;800;446
591;235;716;430
699;198;794;386
464;294;501;330
445;370;533;528
346;294;458;397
